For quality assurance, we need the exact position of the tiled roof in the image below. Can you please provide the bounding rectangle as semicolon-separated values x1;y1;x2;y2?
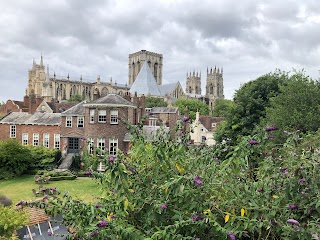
61;101;87;116
199;116;224;130
150;107;178;114
129;61;162;97
0;112;61;125
124;125;170;142
84;94;135;107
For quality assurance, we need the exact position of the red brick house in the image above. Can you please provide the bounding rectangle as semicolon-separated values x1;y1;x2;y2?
0;112;61;149
60;94;145;157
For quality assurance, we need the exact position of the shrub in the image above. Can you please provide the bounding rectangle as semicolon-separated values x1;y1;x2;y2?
0;205;27;239
0;140;33;179
27;146;60;170
0;195;12;207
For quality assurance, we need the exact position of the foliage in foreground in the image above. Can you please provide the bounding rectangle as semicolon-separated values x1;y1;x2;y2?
38;127;320;239
174;98;209;120
0;205;28;240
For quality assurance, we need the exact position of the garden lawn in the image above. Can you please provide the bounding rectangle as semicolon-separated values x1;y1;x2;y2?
0;175;102;204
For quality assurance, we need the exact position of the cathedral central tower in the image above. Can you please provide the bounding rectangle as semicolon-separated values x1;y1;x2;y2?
128;50;163;85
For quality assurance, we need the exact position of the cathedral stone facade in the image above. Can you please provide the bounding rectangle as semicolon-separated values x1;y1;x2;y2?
25;50;224;110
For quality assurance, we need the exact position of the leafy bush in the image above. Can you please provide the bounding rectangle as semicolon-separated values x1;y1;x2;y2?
36;170;77;181
0;140;33;179
40;128;320;239
0;195;12;207
0;205;27;239
27;146;60;170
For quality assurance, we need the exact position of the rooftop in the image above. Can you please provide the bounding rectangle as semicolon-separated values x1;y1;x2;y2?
0;112;61;125
84;94;136;107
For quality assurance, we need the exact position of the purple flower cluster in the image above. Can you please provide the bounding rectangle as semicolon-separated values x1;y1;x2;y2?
97;220;107;228
191;215;202;221
84;171;92;176
267;135;275;139
90;229;99;237
280;168;288;175
287;219;299;225
95;204;102;208
109;156;115;163
257;188;263;193
228;231;236;240
193;175;202;185
289;204;298;210
161;204;167;210
16;201;23;206
183;116;190;122
248;139;259;145
265;126;278;131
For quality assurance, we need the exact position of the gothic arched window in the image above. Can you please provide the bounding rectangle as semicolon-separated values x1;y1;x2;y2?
210;85;213;95
189;86;192;93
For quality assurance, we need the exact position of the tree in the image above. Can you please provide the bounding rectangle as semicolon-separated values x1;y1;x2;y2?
265;71;320;133
174;98;209;119
215;70;289;143
211;99;234;117
68;94;84;103
0;140;33;179
145;97;167;108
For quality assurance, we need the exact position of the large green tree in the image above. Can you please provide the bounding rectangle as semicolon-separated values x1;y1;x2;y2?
215;70;289;143
211;99;234;117
265;71;320;133
173;98;209;119
145;97;167;108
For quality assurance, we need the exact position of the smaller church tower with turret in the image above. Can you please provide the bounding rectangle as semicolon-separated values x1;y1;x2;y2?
205;66;224;109
186;70;201;95
27;55;47;98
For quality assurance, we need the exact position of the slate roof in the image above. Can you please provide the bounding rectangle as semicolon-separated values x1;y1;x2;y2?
129;61;162;97
158;82;179;96
124;125;170;142
61;101;87;116
0;112;61;125
150;107;178;114
199;116;224;131
84;94;136;107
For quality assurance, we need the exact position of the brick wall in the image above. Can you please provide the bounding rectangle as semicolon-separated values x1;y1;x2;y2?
0;123;61;149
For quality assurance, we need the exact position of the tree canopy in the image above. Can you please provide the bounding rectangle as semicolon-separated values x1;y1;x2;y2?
215;70;289;143
68;94;84;103
211;99;234;117
145;97;167;108
174;98;209;119
265;71;320;133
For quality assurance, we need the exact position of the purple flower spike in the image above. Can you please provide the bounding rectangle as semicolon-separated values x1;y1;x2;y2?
97;220;107;228
193;175;202;185
95;204;102;208
248;139;259;145
267;135;275;139
265;126;278;131
84;171;92;176
109;156;115;163
161;204;167;209
90;229;99;237
191;215;202;221
16;201;23;206
228;231;236;240
280;168;288;175
289;204;298;210
287;219;300;225
257;188;263;193
183;116;190;122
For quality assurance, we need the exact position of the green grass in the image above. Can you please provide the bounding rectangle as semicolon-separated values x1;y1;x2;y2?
0;175;103;204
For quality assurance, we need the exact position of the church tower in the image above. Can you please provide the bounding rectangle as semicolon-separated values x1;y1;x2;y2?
27;55;46;98
186;70;201;95
42;65;53;102
128;50;163;85
205;66;224;109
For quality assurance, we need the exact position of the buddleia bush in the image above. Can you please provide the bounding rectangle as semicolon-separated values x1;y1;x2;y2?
41;126;320;239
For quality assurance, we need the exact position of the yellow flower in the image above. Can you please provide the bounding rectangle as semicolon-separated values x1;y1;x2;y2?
129;181;133;187
272;195;279;199
203;209;211;215
225;214;230;223
165;187;168;194
175;163;185;175
241;208;245;217
107;212;114;221
129;189;135;193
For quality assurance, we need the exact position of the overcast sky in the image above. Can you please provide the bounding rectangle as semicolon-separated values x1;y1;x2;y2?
0;0;319;102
